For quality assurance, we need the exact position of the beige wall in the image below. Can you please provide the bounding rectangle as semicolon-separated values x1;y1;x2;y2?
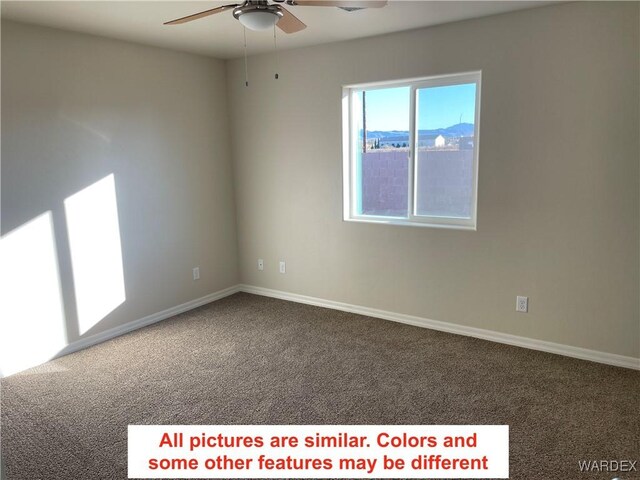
227;2;640;358
2;2;638;368
1;21;239;364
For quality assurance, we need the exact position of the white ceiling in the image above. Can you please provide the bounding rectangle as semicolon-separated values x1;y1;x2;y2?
1;1;560;59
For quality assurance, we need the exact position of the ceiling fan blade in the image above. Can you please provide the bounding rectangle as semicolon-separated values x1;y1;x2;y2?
164;4;238;25
277;6;307;34
293;1;387;7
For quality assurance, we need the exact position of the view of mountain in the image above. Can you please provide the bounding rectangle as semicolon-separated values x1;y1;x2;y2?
365;122;474;139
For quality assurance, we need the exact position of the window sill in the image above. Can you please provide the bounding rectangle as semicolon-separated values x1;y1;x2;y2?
343;216;477;231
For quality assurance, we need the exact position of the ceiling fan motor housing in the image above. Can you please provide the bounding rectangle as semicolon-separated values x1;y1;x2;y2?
233;1;284;30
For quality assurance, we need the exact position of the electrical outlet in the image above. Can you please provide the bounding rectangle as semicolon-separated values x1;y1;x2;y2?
258;259;264;271
516;296;528;313
279;261;286;274
193;267;200;281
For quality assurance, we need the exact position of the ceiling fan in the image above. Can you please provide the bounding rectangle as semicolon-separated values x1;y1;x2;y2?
164;0;388;33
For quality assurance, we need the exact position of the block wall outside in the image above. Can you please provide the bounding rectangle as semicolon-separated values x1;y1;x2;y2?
361;149;473;217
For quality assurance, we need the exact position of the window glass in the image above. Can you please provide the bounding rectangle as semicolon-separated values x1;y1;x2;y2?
354;87;410;217
415;83;477;218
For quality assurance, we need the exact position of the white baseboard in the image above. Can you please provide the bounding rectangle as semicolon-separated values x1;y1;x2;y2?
55;285;241;360
238;284;640;370
41;283;640;372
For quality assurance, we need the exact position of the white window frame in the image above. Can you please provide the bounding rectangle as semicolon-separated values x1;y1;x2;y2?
342;71;481;230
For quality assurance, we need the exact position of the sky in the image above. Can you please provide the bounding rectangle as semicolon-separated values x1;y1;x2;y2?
362;83;476;131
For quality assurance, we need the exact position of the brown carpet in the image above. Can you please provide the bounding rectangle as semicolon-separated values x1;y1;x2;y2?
1;292;638;479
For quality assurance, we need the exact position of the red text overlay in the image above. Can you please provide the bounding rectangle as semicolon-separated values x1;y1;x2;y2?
128;425;509;478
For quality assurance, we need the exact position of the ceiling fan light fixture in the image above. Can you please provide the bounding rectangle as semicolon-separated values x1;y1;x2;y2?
238;11;279;30
233;4;283;31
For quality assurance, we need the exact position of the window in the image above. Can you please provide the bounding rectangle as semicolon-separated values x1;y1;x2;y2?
342;71;481;229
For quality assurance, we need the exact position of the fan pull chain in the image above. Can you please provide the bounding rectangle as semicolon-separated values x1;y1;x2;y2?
243;27;249;87
273;25;279;80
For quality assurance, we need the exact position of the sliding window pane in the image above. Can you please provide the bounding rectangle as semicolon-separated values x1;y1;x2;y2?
415;83;477;218
354;86;410;218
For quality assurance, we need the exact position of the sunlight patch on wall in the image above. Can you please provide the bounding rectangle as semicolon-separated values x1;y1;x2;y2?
0;212;67;377
64;174;125;335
